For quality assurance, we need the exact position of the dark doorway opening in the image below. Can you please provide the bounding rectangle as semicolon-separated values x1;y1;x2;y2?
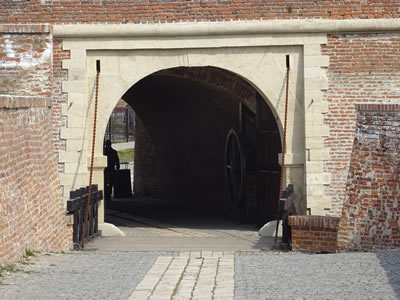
104;67;282;230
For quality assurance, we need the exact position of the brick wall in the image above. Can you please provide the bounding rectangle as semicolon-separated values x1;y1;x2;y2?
1;1;400;24
0;25;72;266
337;104;400;251
289;215;340;253
322;33;400;216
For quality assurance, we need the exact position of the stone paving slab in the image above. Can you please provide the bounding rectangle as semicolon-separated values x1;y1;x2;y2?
128;252;235;300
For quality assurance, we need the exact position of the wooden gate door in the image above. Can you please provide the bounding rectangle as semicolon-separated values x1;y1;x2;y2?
225;94;282;226
254;94;282;226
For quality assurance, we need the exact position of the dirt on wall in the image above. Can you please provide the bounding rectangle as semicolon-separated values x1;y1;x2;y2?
0;25;72;266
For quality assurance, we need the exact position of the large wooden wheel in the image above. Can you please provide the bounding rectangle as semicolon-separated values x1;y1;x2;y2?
225;129;246;205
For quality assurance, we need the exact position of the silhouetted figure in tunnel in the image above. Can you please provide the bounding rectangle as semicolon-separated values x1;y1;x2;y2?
104;139;120;201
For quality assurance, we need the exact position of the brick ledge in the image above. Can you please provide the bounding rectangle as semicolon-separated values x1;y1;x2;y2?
355;103;400;112
289;215;340;230
0;95;51;108
0;24;51;34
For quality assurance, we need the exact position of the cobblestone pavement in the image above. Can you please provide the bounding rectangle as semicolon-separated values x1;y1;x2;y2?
0;251;174;300
235;250;400;300
1;250;399;300
1;204;399;300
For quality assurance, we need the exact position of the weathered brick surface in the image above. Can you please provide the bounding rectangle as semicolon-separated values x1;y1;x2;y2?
0;27;52;98
1;1;400;24
289;215;340;253
322;33;400;216
337;104;400;251
0;26;72;266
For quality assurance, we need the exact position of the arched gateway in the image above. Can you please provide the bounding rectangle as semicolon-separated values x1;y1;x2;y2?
56;22;330;229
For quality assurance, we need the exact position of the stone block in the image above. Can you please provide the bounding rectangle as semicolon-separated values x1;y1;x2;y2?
60;127;84;139
61;93;88;116
68;68;87;81
66;115;85;128
304;77;328;91
304;44;324;56
62;80;87;93
307;195;332;215
64;162;87;174
306;173;331;185
305;137;324;149
305;101;329;114
304;55;329;67
308;148;330;161
59;151;81;163
306;184;325;196
305;113;324;126
305;125;329;137
304;90;323;103
66;138;87;152
59;173;88;187
304;66;321;79
305;161;323;173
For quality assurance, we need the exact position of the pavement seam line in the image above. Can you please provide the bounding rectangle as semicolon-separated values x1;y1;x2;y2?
127;256;173;300
211;256;220;300
190;256;204;300
148;256;174;299
171;256;191;299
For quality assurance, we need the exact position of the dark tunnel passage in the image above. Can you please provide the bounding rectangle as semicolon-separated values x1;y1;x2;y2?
108;67;282;227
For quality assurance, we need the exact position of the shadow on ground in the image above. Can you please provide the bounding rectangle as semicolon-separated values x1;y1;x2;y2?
87;196;277;252
376;251;400;299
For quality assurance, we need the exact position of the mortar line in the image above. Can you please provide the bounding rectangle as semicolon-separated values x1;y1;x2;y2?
147;257;174;300
171;256;191;299
190;256;204;300
211;257;220;300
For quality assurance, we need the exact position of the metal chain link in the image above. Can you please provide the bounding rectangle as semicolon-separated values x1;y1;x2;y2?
81;65;100;248
274;59;290;248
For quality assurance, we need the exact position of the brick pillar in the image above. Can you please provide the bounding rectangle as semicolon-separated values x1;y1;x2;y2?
289;215;340;253
337;103;400;251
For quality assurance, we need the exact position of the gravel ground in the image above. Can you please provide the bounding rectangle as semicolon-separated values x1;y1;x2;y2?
1;250;400;300
235;251;400;300
0;251;175;300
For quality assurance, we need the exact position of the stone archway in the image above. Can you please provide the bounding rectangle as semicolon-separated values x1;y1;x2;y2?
55;24;330;226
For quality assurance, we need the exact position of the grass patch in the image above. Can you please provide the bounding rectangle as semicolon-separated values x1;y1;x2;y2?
0;264;19;276
0;264;21;284
118;148;134;163
23;249;38;258
0;249;40;284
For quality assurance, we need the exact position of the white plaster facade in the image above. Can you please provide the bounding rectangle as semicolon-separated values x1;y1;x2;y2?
54;19;400;223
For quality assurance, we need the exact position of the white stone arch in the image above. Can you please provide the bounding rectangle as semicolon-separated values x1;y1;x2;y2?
88;46;303;158
57;21;338;224
96;65;285;159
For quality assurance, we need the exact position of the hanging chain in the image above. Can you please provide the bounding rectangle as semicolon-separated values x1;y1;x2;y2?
81;64;100;248
274;57;290;248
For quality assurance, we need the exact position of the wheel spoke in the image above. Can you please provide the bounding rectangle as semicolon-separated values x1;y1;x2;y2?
225;129;245;205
